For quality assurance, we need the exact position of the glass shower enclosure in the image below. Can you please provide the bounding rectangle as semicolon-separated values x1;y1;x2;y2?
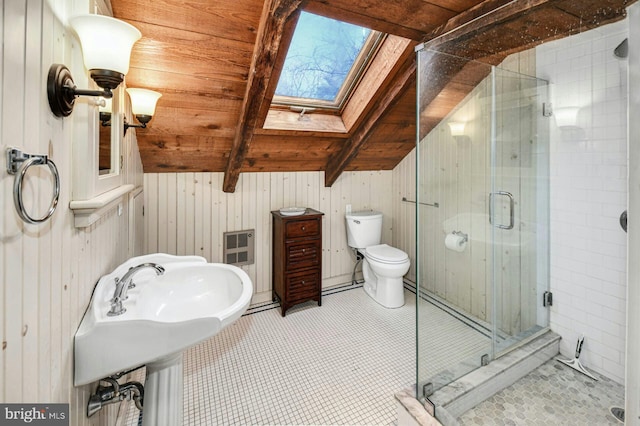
415;48;550;410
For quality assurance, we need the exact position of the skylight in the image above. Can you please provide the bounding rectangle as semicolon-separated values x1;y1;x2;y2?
273;12;383;110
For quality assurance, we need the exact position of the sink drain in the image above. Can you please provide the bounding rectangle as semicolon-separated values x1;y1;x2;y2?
610;407;624;423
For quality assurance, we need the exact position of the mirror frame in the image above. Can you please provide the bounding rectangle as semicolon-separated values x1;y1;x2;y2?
71;81;123;201
95;85;123;193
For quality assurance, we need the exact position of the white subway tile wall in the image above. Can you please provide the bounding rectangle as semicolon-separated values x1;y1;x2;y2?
537;19;628;384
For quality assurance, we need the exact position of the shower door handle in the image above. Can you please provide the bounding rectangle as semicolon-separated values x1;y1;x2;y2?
489;191;515;230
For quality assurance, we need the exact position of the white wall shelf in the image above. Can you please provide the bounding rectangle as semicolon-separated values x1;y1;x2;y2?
70;184;135;228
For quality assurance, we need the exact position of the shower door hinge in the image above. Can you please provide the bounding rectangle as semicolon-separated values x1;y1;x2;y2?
422;382;434;397
543;291;553;307
481;354;490;366
543;102;553;117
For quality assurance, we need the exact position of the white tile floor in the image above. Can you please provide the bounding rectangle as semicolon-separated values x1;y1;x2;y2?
416;298;491;390
124;287;417;425
118;284;632;425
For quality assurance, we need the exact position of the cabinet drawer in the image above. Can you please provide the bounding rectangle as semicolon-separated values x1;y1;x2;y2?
286;240;320;270
286;270;320;300
285;219;320;239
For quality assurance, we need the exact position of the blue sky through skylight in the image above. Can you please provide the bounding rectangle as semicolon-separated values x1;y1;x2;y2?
275;12;372;103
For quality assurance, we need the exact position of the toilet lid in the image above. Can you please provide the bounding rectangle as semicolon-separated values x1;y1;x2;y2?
364;244;409;264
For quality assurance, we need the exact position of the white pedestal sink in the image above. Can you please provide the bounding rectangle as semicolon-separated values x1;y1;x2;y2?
74;253;254;425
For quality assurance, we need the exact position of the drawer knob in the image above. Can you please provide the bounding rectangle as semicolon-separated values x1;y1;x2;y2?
302;226;306;231
301;280;305;284
302;248;305;253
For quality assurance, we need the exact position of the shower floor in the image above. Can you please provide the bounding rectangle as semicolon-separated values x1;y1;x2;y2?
458;358;625;425
121;286;489;425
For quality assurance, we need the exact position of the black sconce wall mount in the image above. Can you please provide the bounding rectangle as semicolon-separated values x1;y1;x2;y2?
47;64;120;118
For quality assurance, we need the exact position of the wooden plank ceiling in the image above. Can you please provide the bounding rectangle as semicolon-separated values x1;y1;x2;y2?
111;0;634;191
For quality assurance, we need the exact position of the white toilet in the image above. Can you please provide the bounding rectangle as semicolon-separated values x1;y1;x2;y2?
345;210;410;308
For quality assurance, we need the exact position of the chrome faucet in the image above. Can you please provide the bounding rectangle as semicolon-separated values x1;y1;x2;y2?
108;263;165;316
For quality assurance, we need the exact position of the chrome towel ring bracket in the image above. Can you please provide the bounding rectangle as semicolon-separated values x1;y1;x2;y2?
6;147;60;224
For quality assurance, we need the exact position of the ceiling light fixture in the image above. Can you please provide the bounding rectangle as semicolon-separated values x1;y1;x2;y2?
47;15;141;118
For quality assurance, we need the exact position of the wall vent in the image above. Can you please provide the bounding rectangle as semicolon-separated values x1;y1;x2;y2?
223;229;255;266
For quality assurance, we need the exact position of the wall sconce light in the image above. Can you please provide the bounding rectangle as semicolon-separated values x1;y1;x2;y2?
448;121;466;137
99;89;161;135
554;107;581;129
448;121;470;142
124;88;162;134
47;15;141;118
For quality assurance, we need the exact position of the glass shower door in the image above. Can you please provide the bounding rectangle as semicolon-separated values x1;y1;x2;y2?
416;50;496;400
490;67;550;355
415;48;550;412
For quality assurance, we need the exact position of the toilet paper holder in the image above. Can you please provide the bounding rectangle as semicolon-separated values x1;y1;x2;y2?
451;230;468;243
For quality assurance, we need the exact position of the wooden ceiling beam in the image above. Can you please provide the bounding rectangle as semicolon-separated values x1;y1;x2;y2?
324;55;416;187
423;0;635;54
422;0;519;44
222;0;305;193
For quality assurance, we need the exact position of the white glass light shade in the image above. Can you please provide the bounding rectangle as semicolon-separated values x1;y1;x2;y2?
554;107;580;128
99;97;112;114
448;121;466;137
70;15;141;75
127;88;162;116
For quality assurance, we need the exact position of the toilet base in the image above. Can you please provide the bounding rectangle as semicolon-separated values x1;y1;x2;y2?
362;277;405;309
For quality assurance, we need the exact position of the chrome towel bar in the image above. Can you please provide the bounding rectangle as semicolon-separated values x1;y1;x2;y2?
6;147;60;224
401;197;439;208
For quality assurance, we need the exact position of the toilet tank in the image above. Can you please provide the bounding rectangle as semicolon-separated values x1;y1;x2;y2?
345;211;383;249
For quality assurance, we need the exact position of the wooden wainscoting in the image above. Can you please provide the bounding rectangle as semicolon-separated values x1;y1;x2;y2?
144;170;393;304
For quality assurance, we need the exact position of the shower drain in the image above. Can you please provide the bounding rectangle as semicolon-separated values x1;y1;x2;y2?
610;407;624;423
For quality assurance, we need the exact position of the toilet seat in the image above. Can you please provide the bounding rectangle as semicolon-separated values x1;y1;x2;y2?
364;244;409;264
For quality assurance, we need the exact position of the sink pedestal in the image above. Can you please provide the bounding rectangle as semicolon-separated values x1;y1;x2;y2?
142;353;183;426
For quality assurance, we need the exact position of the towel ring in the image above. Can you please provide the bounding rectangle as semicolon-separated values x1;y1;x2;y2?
6;148;60;224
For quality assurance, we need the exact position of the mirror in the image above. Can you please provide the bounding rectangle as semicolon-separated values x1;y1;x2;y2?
98;97;113;175
96;85;124;178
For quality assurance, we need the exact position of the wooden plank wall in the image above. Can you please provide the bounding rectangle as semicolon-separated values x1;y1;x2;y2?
1;0;143;423
144;171;394;304
392;50;541;335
